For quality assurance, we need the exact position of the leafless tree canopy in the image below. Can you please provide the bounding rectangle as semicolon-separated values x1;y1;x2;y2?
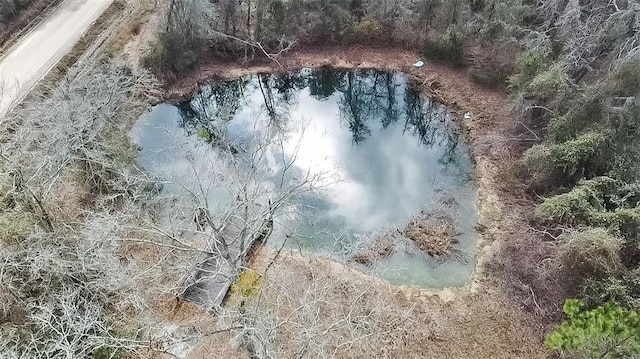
0;62;161;358
528;0;640;77
226;256;424;358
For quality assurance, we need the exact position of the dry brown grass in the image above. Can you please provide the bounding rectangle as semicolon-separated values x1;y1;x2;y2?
238;246;549;359
120;0;166;70
104;20;142;58
130;295;246;359
352;234;394;265
104;1;158;59
404;216;457;256
47;164;95;223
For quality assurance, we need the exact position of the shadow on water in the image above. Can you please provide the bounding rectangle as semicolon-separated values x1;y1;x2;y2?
133;67;478;288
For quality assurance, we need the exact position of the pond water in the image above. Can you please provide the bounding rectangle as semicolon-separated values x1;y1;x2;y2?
131;68;478;288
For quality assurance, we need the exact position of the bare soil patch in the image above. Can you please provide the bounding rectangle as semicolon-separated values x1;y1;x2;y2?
116;0;162;66
163;45;511;121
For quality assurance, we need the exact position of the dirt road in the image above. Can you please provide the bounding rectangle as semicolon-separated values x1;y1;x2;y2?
0;0;114;118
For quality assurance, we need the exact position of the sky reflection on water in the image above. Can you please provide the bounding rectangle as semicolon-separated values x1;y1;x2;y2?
132;68;478;288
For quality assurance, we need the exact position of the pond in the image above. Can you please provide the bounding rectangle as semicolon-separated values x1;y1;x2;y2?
131;68;478;288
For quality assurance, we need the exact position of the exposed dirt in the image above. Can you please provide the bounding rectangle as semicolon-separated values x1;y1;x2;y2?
163;45;509;114
120;0;163;70
123;42;550;357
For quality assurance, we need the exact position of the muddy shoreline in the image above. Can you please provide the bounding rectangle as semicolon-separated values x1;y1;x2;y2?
162;45;494;114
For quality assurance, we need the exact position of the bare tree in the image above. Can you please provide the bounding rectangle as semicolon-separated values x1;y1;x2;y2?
2;61;159;211
0;0;35;26
0;61;162;358
154;0;296;70
129;113;327;309
216;247;427;358
0;217;147;358
531;0;640;80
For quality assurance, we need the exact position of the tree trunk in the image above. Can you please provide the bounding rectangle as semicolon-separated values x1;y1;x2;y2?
255;0;265;41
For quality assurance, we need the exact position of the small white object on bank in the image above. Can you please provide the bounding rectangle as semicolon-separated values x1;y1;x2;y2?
464;112;473;120
413;60;425;68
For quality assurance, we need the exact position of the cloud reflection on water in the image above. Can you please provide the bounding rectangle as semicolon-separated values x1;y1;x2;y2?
131;68;478;288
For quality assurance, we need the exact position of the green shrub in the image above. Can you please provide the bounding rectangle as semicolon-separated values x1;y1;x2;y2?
546;299;640;358
535;177;640;238
526;66;571;100
535;184;601;224
423;27;466;66
555;228;623;277
547;106;602;144
560;91;604;130
538;83;603;148
582;270;640;311
535;177;617;223
546;131;610;176
543;86;640;183
548;115;575;143
523;131;610;181
508;48;550;91
591;208;640;239
518;144;564;192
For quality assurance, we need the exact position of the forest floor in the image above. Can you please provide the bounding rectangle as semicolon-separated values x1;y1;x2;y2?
119;8;551;355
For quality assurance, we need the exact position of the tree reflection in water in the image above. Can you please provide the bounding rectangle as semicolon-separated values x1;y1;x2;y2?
176;67;468;176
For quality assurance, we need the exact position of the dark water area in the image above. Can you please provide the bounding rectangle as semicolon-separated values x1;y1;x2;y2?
131;68;478;288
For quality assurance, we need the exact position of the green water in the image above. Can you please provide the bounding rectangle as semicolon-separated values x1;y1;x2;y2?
131;68;478;288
